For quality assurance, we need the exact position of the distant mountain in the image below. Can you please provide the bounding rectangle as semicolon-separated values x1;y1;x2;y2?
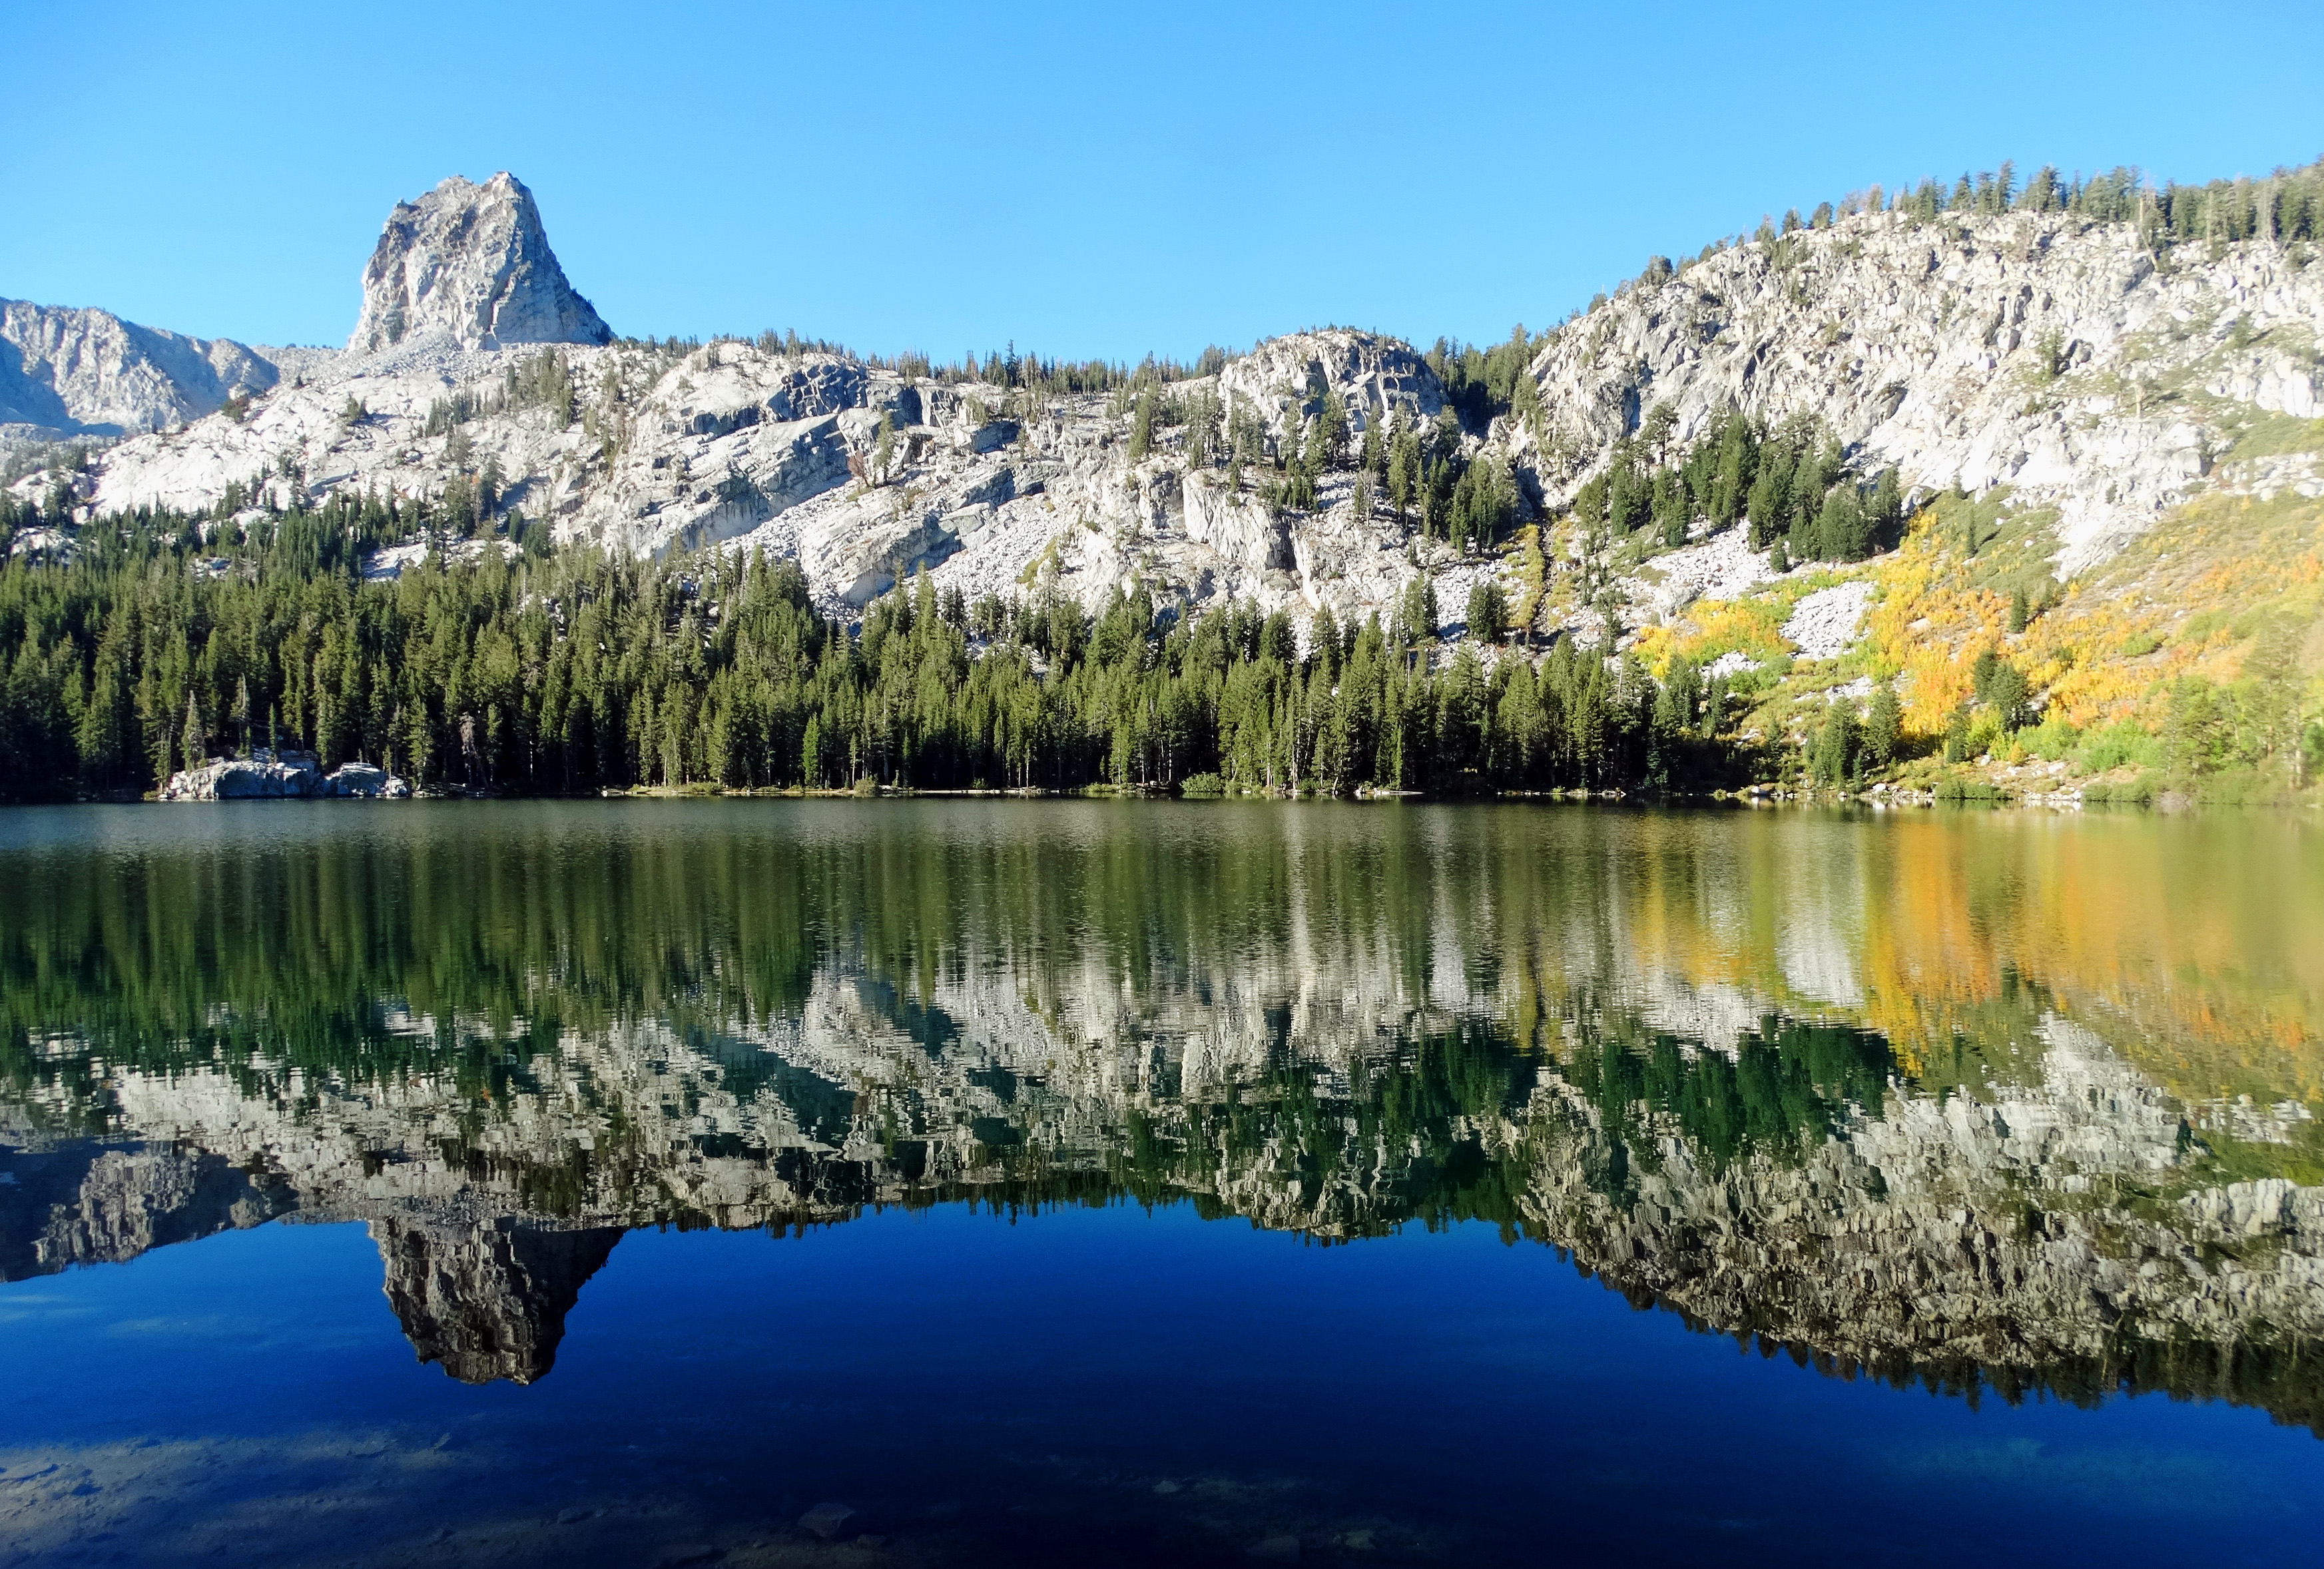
0;298;280;439
0;171;611;449
35;164;2323;617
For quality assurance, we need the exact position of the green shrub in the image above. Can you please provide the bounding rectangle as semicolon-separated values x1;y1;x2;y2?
2178;609;2225;645
2192;767;2292;806
2074;720;2160;775
2021;717;2079;762
2082;771;2158;806
1965;711;2002;757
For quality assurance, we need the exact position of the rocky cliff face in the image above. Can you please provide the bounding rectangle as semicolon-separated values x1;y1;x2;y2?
4;940;2318;1412
1510;209;2324;573
1217;327;1444;430
346;173;611;355
1;298;279;439
16;178;2324;664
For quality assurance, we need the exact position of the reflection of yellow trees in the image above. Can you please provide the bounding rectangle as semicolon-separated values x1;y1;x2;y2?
1588;812;2324;1107
5;805;2315;1126
1447;809;2320;1111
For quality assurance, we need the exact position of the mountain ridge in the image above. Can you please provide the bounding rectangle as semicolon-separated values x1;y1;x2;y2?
3;162;2320;802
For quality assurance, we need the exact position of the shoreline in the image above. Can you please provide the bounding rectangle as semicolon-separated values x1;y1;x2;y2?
41;782;2319;812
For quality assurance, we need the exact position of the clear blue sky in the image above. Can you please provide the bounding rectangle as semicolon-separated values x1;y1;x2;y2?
7;1;2320;361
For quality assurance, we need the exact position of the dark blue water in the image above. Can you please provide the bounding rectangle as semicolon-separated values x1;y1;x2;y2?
3;1202;2314;1567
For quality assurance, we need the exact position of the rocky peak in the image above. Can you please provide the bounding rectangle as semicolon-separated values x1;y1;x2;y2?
1;298;277;438
346;173;612;356
1219;328;1446;434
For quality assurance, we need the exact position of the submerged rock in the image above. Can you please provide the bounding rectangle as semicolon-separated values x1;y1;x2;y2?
798;1502;857;1540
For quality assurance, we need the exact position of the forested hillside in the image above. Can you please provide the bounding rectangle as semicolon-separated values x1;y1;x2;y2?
0;499;1726;800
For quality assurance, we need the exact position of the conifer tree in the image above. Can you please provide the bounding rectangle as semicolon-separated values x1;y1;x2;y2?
1863;681;1901;769
1466;579;1508;645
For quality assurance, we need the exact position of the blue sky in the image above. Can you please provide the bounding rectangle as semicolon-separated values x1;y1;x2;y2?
7;1;2320;360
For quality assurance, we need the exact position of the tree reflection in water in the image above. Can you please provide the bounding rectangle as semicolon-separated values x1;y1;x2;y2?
1;801;2318;1425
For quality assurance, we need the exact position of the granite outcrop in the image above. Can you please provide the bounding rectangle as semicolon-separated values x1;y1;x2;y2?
11;175;2324;666
346;173;611;355
158;749;408;800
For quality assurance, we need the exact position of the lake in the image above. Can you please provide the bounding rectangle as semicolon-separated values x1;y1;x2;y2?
1;800;2319;1566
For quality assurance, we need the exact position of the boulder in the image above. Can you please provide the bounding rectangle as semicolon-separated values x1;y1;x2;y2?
797;1503;856;1541
158;751;408;801
324;762;409;798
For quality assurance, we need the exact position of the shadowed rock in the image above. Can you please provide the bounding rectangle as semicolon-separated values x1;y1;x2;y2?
0;1144;292;1281
372;1218;624;1385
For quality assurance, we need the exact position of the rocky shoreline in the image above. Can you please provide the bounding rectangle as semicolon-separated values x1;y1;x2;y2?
110;772;2311;810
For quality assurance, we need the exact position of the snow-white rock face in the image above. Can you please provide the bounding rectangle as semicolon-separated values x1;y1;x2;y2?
1512;209;2324;575
1217;326;1445;433
0;298;278;438
346;172;611;355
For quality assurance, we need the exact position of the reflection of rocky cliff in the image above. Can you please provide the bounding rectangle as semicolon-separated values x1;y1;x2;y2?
372;1217;623;1384
1522;1024;2324;1428
3;807;2319;1405
3;973;2319;1419
0;1141;293;1278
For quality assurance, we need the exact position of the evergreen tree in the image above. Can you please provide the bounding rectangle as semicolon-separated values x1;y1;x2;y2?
179;691;205;771
1809;699;1858;785
1863;681;1901;769
1466;579;1508;645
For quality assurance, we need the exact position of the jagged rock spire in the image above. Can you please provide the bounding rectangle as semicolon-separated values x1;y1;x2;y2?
347;172;613;355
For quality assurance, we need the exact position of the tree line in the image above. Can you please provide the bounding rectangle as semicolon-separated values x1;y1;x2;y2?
1737;157;2324;248
0;494;1744;803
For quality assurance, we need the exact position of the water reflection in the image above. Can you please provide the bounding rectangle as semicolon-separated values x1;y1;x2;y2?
2;802;2319;1423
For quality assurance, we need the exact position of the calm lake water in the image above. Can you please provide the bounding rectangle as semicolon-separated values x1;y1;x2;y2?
2;800;2320;1567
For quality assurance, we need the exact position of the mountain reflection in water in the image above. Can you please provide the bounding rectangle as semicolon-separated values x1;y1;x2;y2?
2;800;2320;1432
